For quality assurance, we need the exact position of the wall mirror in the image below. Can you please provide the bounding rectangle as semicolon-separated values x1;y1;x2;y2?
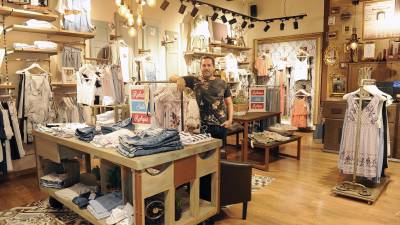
324;45;339;66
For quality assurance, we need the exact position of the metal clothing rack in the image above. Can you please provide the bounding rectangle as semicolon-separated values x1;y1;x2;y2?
135;80;185;131
332;79;390;204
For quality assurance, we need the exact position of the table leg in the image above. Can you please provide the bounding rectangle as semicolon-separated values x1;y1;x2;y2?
297;137;301;160
277;113;281;123
264;147;270;171
242;122;249;161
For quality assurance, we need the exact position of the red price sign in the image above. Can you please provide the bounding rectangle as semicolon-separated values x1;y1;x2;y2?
251;103;265;110
131;89;145;100
131;113;151;124
251;90;265;96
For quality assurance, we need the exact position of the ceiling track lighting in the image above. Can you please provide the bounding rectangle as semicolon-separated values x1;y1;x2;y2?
191;5;199;17
293;19;299;29
248;23;254;29
178;1;186;14
264;23;270;32
280;20;285;31
229;18;237;25
221;14;227;23
241;20;248;29
160;0;169;11
211;11;219;21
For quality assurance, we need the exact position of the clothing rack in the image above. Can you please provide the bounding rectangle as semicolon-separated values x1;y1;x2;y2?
136;80;185;131
332;79;390;204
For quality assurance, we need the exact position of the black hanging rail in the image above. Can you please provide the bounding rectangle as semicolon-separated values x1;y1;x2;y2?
135;80;185;131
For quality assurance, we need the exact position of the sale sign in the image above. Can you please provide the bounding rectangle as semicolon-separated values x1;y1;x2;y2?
130;85;152;128
248;86;266;112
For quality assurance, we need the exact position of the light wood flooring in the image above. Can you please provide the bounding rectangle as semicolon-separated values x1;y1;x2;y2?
0;132;399;225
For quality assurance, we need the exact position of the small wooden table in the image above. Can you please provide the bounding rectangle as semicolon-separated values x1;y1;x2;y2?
233;112;281;161
251;135;301;171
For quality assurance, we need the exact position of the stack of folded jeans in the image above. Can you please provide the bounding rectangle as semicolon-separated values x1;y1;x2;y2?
40;173;69;189
101;118;133;134
117;129;184;158
75;126;96;142
87;192;123;219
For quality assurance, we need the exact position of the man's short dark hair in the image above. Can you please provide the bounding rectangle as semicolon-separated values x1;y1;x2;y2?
200;56;215;67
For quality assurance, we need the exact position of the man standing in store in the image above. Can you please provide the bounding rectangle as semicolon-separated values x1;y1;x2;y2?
169;56;233;145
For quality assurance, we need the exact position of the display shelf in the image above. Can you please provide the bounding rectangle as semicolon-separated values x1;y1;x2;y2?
175;210;195;225
209;42;251;51
238;62;250;65
184;51;225;58
0;6;58;21
51;83;76;88
198;200;217;223
41;187;107;225
7;48;58;55
0;84;17;89
5;25;96;39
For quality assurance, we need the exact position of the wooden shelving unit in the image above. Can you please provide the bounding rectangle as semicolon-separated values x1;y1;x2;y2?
0;84;17;89
0;6;58;21
5;25;96;39
209;42;251;51
50;83;77;88
184;51;225;58
7;48;58;55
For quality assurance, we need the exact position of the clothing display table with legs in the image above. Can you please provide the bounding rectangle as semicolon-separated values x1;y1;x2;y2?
250;135;301;171
233;112;281;162
33;130;222;225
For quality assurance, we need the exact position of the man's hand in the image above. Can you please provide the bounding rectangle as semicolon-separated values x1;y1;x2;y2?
221;120;232;128
176;77;186;92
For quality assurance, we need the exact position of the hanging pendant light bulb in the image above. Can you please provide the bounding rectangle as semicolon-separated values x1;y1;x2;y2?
127;14;135;26
147;0;156;7
128;26;137;37
137;14;143;28
118;5;127;16
115;0;122;6
349;28;359;50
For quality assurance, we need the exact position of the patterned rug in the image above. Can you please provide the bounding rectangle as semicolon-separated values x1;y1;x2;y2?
0;199;89;225
252;174;274;192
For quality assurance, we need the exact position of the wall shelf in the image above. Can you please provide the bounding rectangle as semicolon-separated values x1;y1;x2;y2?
184;51;225;58
51;83;76;88
0;84;17;89
210;42;251;51
238;62;250;65
0;6;58;21
8;48;58;55
5;25;96;39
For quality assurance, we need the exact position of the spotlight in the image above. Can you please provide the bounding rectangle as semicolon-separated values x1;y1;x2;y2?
211;11;219;21
293;19;299;29
115;0;122;6
221;14;227;23
178;2;186;14
241;20;248;29
146;0;156;7
264;23;270;32
128;27;137;37
160;0;169;10
229;18;237;24
280;20;285;30
248;23;255;29
191;6;199;17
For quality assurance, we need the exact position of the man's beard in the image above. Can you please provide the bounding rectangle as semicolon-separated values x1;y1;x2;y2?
202;70;213;79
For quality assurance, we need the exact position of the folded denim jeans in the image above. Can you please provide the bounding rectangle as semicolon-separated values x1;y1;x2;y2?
101;118;133;134
72;196;89;209
75;126;96;142
117;143;184;157
119;140;183;152
119;129;179;148
119;135;181;150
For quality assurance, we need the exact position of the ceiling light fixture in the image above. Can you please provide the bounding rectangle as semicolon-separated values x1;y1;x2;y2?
211;10;219;21
146;0;156;7
293;19;299;29
241;20;248;28
160;0;169;10
115;0;122;6
229;17;237;24
264;23;270;32
280;20;285;30
221;14;227;23
248;23;255;29
178;1;186;14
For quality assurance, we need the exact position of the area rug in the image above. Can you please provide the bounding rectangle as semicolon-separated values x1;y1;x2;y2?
0;199;89;225
252;174;274;192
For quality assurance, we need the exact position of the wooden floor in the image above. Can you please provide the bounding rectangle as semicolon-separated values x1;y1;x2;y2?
1;132;400;225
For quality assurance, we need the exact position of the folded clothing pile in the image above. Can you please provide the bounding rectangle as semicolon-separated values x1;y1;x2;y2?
106;203;134;225
75;126;96;142
40;159;80;189
37;123;88;138
25;19;55;29
96;111;116;126
40;173;69;189
250;131;291;145
91;128;133;148
87;191;123;220
55;182;98;209
179;132;213;145
101;118;133;134
117;128;184;158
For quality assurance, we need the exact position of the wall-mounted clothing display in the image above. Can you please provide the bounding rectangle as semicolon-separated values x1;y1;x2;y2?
52;97;82;123
56;0;94;32
135;54;159;81
61;46;82;71
190;15;210;52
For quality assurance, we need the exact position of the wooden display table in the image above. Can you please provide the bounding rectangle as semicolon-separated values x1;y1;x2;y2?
233;112;281;162
33;130;222;225
248;135;301;171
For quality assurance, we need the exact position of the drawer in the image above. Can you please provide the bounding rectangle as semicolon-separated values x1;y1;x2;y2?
323;119;344;151
322;101;347;119
174;155;196;187
197;149;218;177
387;105;397;123
35;137;60;163
141;162;173;198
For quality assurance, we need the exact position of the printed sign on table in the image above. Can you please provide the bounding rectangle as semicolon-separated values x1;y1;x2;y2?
248;86;267;112
130;85;151;128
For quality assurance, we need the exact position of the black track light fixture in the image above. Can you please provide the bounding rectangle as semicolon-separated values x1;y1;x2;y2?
241;20;248;29
211;8;218;21
178;1;186;14
191;5;199;17
160;0;169;11
264;23;270;32
280;20;285;30
293;19;299;29
248;23;255;29
221;14;227;23
229;17;237;24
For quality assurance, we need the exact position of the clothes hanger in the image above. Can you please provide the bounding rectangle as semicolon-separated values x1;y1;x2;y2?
295;89;311;97
16;63;48;74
